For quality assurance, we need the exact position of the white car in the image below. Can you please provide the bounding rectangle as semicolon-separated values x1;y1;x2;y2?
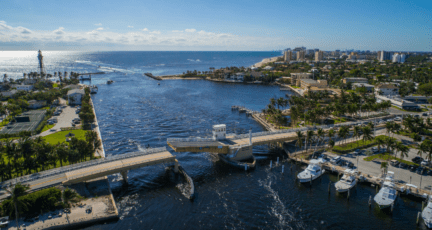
394;117;402;121
371;147;378;153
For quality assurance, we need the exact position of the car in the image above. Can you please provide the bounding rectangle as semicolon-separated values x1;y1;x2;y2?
412;156;423;164
423;113;428;117
353;149;361;155
428;170;432;176
347;162;354;168
371;147;378;153
417;167;425;174
414;114;420;118
394;117;402;121
390;160;400;167
409;165;418;172
50;129;56;132
421;160;430;167
399;163;408;169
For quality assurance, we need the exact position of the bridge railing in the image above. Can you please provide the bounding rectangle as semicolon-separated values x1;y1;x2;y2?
167;137;215;143
0;147;167;188
65;155;174;181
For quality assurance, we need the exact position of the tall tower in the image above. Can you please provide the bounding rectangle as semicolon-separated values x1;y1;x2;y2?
37;50;44;75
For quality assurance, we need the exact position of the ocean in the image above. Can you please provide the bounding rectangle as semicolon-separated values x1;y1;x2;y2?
0;51;426;230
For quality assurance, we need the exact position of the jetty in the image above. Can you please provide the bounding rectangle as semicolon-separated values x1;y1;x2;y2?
144;73;163;80
231;105;260;116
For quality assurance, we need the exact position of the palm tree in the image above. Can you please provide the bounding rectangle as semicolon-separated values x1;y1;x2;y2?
385;137;396;155
306;130;314;152
376;137;385;152
63;188;80;208
328;139;335;150
395;141;409;160
362;126;373;144
314;128;325;152
385;121;394;137
295;131;304;152
5;183;29;230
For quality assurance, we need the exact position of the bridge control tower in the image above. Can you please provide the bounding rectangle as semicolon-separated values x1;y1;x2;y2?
212;124;226;140
37;50;45;75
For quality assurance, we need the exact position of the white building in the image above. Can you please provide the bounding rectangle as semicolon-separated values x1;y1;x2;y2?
352;83;374;92
400;54;406;63
234;73;244;81
67;88;85;105
13;84;33;91
375;83;399;96
212;124;226;140
263;66;274;70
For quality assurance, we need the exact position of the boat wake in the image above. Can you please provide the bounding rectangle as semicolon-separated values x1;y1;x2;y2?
258;173;306;230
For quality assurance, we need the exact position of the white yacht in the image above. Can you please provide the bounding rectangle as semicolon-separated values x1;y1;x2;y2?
373;171;397;209
297;160;325;183
335;170;357;193
422;193;432;228
90;85;98;94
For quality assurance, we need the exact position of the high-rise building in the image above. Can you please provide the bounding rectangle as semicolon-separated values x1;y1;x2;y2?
315;51;323;62
314;48;319;52
306;49;314;55
392;53;400;63
293;46;306;52
400;54;406;63
284;50;293;62
297;50;305;61
379;50;392;61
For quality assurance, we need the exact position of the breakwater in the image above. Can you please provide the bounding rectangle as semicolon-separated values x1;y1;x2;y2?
144;73;162;80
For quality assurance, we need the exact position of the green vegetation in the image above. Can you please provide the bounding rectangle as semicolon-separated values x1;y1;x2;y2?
364;153;418;166
1;185;82;219
291;86;300;89
78;88;95;129
333;139;375;151
41;124;55;132
391;105;427;112
43;129;87;145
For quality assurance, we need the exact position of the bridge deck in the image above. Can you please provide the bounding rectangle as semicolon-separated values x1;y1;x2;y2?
63;151;175;184
168;132;298;153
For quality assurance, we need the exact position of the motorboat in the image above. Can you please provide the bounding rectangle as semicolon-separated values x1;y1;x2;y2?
330;156;341;165
90;85;98;94
297;160;325;183
373;171;397;209
107;80;114;84
422;192;432;228
335;170;357;193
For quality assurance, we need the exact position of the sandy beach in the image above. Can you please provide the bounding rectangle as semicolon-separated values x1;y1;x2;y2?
251;55;283;68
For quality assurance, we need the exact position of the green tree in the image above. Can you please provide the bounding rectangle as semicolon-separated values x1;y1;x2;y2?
5;183;29;230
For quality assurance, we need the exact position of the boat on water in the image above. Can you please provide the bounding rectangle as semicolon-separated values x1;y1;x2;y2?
90;85;98;94
297;160;325;183
335;169;357;193
422;189;432;228
107;80;114;84
374;171;397;209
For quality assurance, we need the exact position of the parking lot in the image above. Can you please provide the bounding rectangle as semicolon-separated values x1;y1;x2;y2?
37;102;80;137
324;145;432;190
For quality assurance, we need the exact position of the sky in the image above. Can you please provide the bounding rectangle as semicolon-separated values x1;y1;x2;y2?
0;0;431;51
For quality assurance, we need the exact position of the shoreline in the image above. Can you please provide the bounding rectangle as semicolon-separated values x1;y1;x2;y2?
250;55;283;68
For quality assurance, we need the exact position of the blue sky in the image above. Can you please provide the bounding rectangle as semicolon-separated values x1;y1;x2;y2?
1;0;431;51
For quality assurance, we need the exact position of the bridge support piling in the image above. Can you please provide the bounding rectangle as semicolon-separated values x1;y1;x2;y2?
121;170;128;183
174;159;179;173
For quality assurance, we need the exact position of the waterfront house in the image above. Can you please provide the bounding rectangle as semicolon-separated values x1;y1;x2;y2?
263;66;274;71
28;100;47;109
250;71;264;80
223;70;232;79
64;84;82;90
67;88;85;105
234;73;245;81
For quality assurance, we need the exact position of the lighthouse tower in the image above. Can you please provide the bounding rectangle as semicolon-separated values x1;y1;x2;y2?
37;50;44;75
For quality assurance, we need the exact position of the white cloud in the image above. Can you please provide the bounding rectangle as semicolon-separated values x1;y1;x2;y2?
53;27;65;35
96;27;104;31
185;29;196;33
0;21;289;50
94;23;102;26
128;25;134;28
17;26;32;34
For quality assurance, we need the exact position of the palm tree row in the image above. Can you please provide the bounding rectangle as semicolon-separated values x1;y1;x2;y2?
0;131;101;182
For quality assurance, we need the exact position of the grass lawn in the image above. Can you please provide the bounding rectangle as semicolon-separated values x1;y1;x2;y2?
333;138;375;151
333;117;347;124
291;86;300;89
43;129;88;145
53;83;58;88
392;106;427;112
41;124;55;132
364;153;418;166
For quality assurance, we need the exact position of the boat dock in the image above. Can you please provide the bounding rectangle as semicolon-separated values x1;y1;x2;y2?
231;105;260;116
144;73;163;80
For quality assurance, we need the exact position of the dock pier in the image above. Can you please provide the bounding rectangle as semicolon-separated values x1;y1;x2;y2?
144;73;163;80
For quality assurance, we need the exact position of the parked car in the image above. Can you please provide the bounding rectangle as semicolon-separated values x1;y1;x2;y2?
76;109;80;114
394;117;402;121
347;162;354;168
421;160;430;167
412;156;423;164
423;113;428;117
399;163;408;169
414;114;420;118
428;170;432;176
390;160;399;167
371;147;378;153
417;167;425;175
409;165;418;172
353;149;361;156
